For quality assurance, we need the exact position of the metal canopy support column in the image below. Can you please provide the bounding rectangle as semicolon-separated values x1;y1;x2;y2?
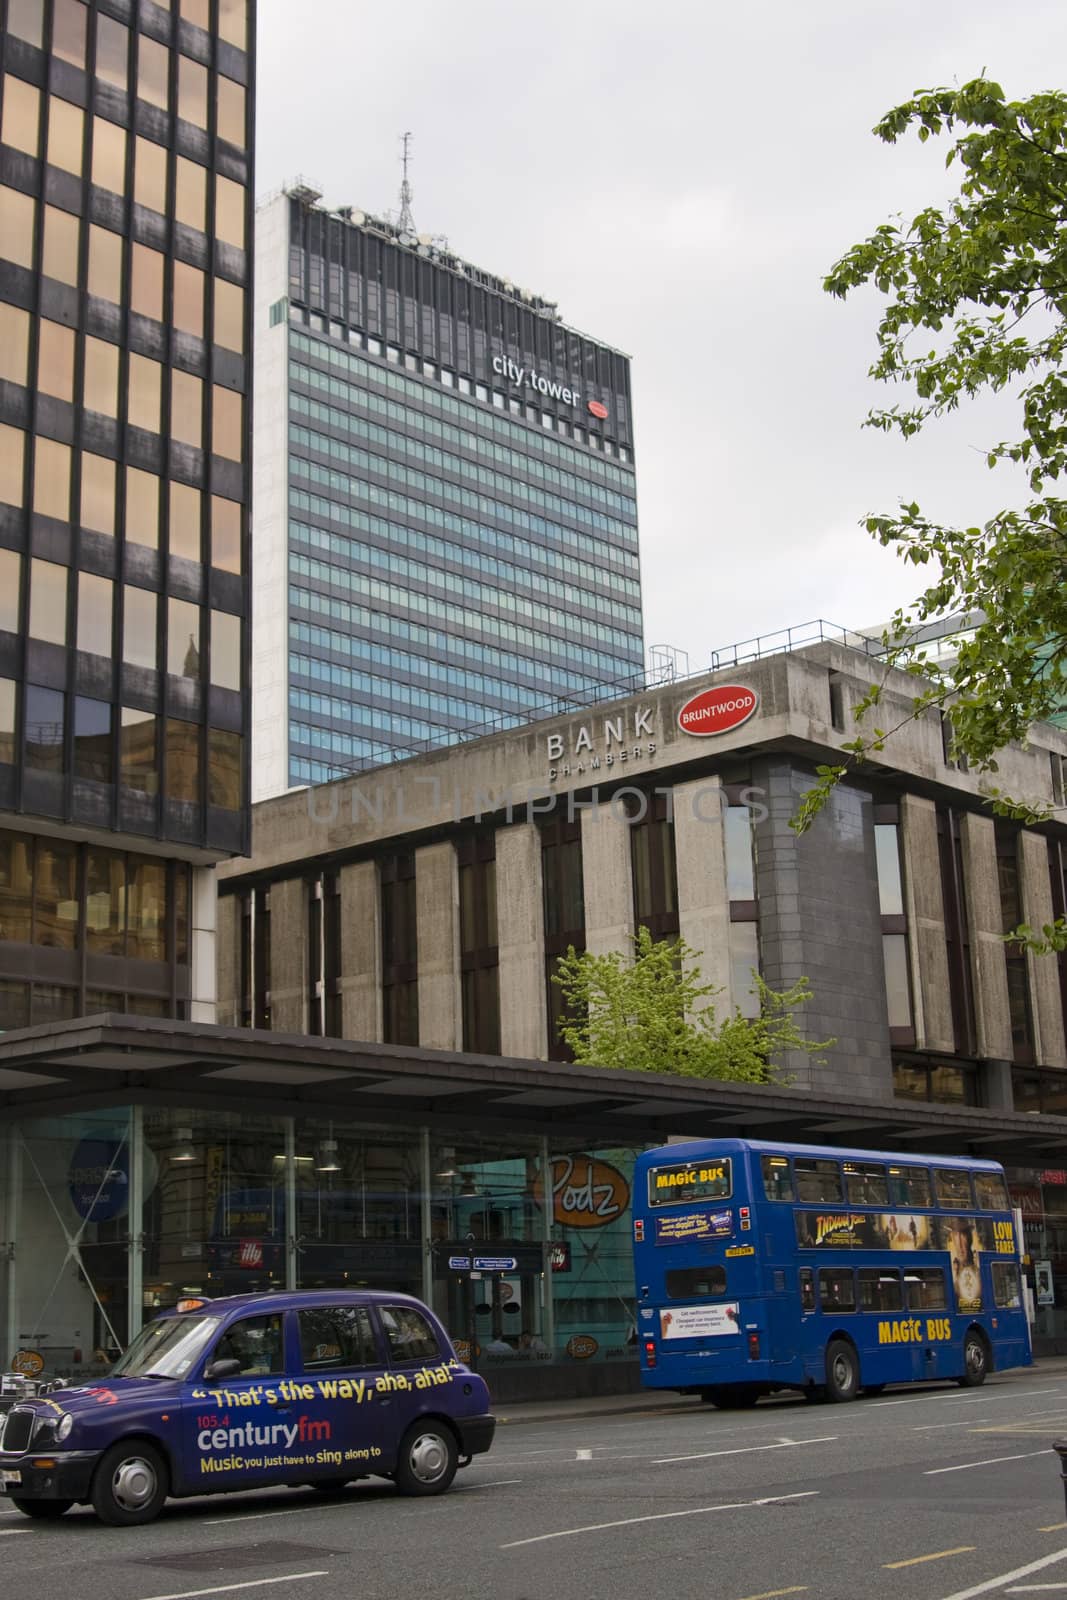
3;1122;19;1366
540;1134;555;1356
420;1128;433;1306
128;1106;144;1346
285;1117;298;1290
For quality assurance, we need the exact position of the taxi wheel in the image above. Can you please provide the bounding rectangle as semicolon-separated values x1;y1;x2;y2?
91;1441;168;1526
824;1339;860;1402
393;1421;458;1496
9;1498;73;1519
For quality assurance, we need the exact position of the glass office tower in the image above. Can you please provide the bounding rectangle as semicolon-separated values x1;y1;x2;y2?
253;187;643;798
0;0;254;1024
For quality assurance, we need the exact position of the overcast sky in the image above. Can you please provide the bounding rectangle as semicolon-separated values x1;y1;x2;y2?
256;0;1065;672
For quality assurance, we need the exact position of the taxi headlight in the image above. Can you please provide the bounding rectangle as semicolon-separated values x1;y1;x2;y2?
55;1414;74;1443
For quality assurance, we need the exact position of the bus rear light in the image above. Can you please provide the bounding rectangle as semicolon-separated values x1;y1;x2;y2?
748;1332;760;1361
644;1339;657;1368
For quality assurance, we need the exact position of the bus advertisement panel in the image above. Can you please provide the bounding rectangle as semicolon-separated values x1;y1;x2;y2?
632;1138;1030;1407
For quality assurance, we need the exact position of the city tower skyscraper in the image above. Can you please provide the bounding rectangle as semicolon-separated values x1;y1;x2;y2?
253;185;643;798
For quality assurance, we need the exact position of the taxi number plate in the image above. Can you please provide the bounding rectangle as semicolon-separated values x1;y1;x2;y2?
1;1470;21;1485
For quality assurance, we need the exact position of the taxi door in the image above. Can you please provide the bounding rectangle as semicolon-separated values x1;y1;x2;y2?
180;1310;294;1493
374;1301;459;1448
292;1303;388;1478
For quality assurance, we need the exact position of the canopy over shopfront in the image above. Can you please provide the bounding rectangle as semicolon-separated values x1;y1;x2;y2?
3;1015;1067;1396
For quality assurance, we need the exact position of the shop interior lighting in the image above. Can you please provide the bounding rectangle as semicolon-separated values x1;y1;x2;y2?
171;1128;196;1163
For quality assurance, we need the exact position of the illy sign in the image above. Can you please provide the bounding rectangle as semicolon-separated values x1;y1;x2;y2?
678;684;759;738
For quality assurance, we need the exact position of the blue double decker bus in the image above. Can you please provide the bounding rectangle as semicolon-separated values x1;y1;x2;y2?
632;1138;1031;1406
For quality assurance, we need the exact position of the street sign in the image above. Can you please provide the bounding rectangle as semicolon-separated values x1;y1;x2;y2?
473;1256;518;1273
448;1257;471;1271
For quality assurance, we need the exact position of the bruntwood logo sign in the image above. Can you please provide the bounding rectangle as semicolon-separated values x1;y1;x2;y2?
678;684;759;738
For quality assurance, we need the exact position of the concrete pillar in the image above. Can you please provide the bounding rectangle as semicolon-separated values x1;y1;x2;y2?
340;860;381;1042
673;776;732;1013
580;805;633;958
189;865;218;1025
981;1058;1014;1110
268;876;307;1033
215;889;239;1026
1020;831;1067;1069
960;813;1012;1062
496;822;547;1060
900;795;954;1053
416;841;462;1050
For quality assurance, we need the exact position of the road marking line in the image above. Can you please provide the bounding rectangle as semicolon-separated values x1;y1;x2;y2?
456;1479;522;1490
934;1543;1067;1599
205;1503;352;1525
883;1547;976;1569
734;1589;808;1599
500;1490;819;1548
1006;1586;1067;1593
0;1527;31;1536
654;1436;837;1465
872;1388;1060;1409
1040;1525;1067;1533
925;1449;1051;1476
137;1576;328;1600
576;1449;593;1460
914;1419;993;1431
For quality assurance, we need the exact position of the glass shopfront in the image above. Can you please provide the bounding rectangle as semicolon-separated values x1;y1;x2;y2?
1007;1165;1067;1348
0;1107;644;1383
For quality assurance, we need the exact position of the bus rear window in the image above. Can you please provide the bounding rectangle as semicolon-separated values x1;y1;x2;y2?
888;1164;932;1208
934;1169;974;1209
975;1172;1010;1211
666;1266;727;1299
992;1261;1022;1309
648;1157;732;1207
794;1158;843;1203
761;1155;794;1201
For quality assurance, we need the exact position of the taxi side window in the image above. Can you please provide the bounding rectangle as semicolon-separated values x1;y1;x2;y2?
298;1306;376;1372
212;1313;284;1376
380;1305;440;1364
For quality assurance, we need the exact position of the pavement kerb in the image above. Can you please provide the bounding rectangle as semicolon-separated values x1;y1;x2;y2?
490;1354;1067;1428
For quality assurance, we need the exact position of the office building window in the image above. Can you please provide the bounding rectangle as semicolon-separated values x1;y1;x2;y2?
458;834;499;1054
997;826;1034;1064
307;870;342;1038
874;803;914;1045
629;791;678;940
937;807;977;1059
381;852;418;1046
540;817;584;1061
239;887;271;1029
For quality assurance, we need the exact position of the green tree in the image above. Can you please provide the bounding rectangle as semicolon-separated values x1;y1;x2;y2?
552;926;830;1082
796;77;1067;848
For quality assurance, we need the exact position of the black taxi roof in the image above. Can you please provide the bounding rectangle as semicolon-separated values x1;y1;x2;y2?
159;1289;434;1319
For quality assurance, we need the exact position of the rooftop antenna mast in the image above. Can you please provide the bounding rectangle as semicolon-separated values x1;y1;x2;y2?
397;131;416;240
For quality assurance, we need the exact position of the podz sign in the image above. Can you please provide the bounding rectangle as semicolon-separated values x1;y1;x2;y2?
535;1155;631;1230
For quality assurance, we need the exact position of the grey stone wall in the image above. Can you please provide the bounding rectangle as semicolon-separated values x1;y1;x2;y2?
753;758;892;1100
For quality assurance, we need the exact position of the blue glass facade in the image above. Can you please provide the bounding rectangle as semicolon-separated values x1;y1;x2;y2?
269;196;643;789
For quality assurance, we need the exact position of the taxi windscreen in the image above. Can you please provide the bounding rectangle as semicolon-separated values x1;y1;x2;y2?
647;1157;732;1206
110;1313;221;1380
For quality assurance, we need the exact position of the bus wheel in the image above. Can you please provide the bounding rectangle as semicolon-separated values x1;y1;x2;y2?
824;1340;859;1403
703;1385;759;1409
957;1331;989;1387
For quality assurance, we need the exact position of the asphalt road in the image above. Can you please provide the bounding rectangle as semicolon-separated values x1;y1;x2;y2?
5;1368;1067;1600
